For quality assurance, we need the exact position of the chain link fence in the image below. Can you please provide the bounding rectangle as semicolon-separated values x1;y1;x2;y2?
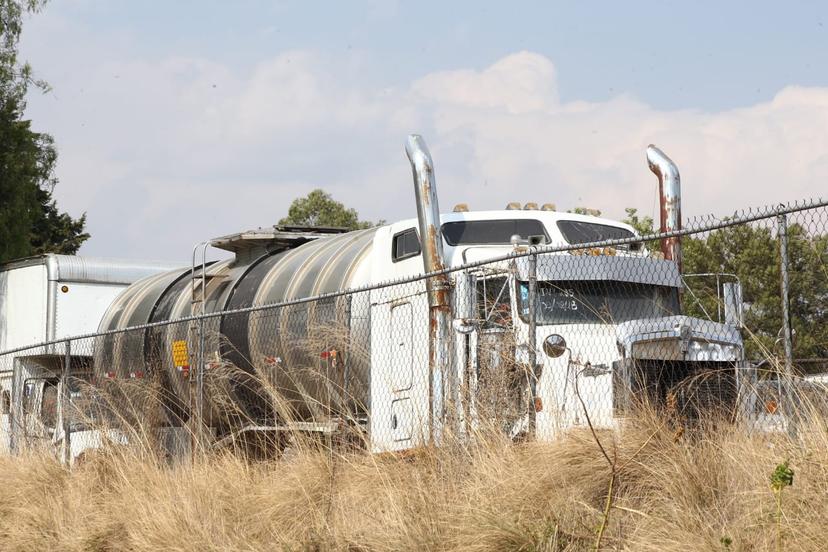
0;198;825;465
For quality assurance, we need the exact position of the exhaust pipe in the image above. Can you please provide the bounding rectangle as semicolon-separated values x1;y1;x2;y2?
406;135;450;298
405;134;454;442
646;145;682;272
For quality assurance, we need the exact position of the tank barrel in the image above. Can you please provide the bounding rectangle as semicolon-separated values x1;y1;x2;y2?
647;144;682;273
405;134;454;443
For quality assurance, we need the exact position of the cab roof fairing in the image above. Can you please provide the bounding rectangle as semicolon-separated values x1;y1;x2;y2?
511;255;682;288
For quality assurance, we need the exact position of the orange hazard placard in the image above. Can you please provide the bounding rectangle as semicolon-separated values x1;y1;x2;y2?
172;340;189;367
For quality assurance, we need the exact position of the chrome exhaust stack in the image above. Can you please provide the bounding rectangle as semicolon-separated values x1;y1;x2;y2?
405;134;454;442
406;135;451;300
647;145;682;272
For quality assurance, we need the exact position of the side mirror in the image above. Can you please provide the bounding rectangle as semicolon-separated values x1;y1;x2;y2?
542;334;567;358
723;282;743;327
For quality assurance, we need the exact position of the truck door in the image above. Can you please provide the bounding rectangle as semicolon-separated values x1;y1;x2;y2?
474;276;525;434
390;303;413;392
0;374;11;454
10;357;57;454
368;282;430;452
389;303;414;441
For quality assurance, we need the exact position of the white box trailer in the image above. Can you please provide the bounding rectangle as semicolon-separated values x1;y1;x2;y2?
0;254;180;350
0;254;180;456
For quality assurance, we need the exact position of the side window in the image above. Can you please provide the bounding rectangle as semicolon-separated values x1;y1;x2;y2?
392;228;421;262
41;383;58;428
23;381;35;415
476;276;512;329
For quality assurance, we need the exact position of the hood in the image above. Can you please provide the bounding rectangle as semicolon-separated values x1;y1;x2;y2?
615;315;743;362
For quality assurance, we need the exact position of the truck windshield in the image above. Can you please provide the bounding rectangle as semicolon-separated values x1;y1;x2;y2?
556;221;634;244
517;280;679;325
442;219;549;246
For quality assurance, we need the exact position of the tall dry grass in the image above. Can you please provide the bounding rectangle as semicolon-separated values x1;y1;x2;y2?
18;286;828;550
2;407;827;552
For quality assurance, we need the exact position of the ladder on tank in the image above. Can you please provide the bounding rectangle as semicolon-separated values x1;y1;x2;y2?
191;241;211;317
190;241;212;453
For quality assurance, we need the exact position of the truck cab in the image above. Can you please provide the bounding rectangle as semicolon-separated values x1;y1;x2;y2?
368;205;745;447
6;353;125;464
454;237;745;441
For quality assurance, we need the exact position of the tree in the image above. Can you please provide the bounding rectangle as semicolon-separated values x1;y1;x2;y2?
622;207;654;236
31;186;89;254
623;208;828;363
0;0;88;263
279;189;377;230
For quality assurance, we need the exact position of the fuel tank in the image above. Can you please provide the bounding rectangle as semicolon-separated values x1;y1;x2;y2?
93;227;377;427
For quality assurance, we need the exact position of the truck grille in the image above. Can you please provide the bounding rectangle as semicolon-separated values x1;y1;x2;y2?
613;359;738;421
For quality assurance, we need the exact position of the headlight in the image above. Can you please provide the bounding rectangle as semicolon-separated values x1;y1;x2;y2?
687;340;741;362
543;334;567;358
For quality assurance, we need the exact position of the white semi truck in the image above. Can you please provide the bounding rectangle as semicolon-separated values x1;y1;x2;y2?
0;255;178;459
86;136;747;454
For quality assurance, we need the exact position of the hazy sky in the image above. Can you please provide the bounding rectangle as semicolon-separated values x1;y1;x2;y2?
19;1;828;261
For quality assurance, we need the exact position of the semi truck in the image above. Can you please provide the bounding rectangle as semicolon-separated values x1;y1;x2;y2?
0;255;178;459
84;135;748;454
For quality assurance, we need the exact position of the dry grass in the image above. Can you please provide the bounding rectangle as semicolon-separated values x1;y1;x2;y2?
1;410;827;552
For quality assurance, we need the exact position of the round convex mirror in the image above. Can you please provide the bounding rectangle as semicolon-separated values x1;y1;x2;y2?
543;334;567;358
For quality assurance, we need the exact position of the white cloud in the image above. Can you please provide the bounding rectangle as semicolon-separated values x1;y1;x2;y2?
19;24;828;261
412;51;559;113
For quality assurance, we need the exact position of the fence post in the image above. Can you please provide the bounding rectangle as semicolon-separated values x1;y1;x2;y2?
62;340;72;467
777;212;796;435
778;213;794;376
527;250;538;435
196;314;205;455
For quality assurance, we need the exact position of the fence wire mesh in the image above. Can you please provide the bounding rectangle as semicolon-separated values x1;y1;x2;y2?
0;198;826;464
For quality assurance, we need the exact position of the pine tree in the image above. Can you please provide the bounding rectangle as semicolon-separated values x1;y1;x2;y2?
0;0;89;263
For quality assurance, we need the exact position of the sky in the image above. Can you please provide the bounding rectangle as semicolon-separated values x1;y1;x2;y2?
18;0;828;261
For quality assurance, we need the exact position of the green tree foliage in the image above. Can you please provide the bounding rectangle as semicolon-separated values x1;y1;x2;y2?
0;0;89;263
279;189;377;230
622;207;654;235
622;207;661;252
31;186;89;254
0;102;35;260
623;208;828;362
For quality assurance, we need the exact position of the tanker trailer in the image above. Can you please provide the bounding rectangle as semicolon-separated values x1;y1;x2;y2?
93;226;377;442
